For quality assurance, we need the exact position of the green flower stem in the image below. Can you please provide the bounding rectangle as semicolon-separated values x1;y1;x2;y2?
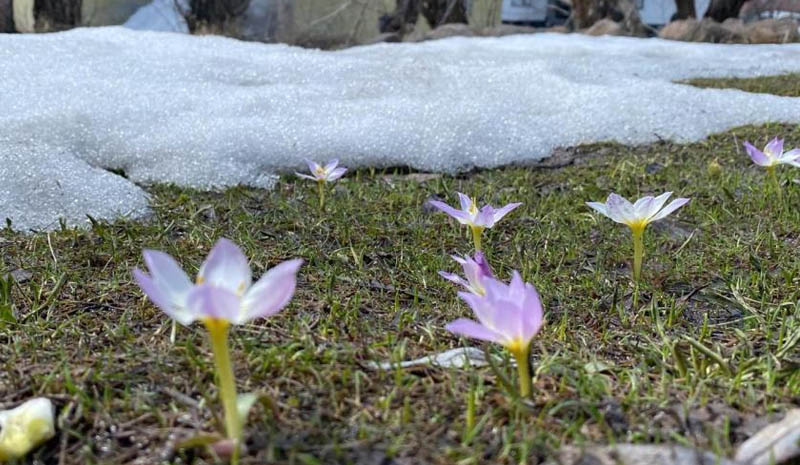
632;227;644;282
205;319;241;460
512;345;532;398
471;225;484;252
768;166;782;201
317;180;326;210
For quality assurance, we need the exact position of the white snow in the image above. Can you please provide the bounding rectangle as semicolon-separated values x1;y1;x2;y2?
1;27;800;231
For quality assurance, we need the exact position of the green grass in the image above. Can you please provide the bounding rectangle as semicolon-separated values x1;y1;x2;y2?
1;78;800;464
685;74;800;97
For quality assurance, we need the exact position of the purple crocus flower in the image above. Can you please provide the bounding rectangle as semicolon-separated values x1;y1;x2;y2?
586;192;689;234
428;193;522;250
296;159;347;183
446;271;543;397
744;138;800;168
586;192;689;281
439;251;494;295
133;238;302;454
133;238;303;326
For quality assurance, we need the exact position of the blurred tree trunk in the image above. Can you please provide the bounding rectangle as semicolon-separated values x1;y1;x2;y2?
570;0;647;34
380;0;467;33
34;0;82;30
674;0;697;19
0;0;14;32
704;0;746;21
188;0;250;31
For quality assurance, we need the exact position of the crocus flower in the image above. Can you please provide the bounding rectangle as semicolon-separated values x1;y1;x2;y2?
587;192;689;281
744;138;800;168
439;251;494;295
133;238;302;460
744;138;800;198
428;193;522;251
296;159;347;209
446;271;544;398
0;397;55;461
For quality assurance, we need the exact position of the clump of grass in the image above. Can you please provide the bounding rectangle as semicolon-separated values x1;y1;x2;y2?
684;73;800;97
0;76;799;464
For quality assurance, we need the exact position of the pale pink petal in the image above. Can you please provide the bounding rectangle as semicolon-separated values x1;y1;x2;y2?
606;193;634;224
428;200;471;224
324;159;339;172
649;197;690;222
439;271;469;289
142;249;193;304
744;141;770;166
327;167;347;181
296;172;318;181
586;201;610;218
305;159;321;173
520;284;544;342
473;251;494;279
491;202;522;224
239;259;303;323
446;318;503;344
186;284;242;322
458;290;498;330
780;148;800;165
133;268;195;325
457;192;472;213
474;206;496;227
765;137;784;157
197;238;252;296
643;192;672;221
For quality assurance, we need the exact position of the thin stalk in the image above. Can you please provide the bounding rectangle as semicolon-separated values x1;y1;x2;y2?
205;320;241;462
512;345;532;398
471;225;484;252
317;180;326;210
632;227;644;282
768;166;782;201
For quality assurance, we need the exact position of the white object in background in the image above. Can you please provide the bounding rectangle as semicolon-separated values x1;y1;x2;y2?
366;347;501;370
501;0;548;22
638;0;711;26
124;0;190;33
0;398;56;461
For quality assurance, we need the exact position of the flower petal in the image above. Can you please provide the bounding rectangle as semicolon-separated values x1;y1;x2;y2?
324;159;339;172
186;284;242;322
239;259;303;323
305;159;320;173
765;137;784;157
491;202;522;224
428;200;470;224
586;201;610;218
327;167;347;181
142;249;193;305
780;148;800;164
445;318;503;344
197;238;252;296
296;172;318;181
744;141;770;166
649;197;690;222
474;205;496;228
606;193;634;224
643;192;672;221
133;268;195;325
457;192;472;213
439;271;469;289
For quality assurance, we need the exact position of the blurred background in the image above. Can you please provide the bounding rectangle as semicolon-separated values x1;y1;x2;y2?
1;0;798;47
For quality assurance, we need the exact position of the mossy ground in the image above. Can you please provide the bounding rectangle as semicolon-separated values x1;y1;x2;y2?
1;76;799;465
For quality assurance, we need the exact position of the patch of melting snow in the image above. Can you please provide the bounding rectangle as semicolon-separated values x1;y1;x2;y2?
2;28;800;231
